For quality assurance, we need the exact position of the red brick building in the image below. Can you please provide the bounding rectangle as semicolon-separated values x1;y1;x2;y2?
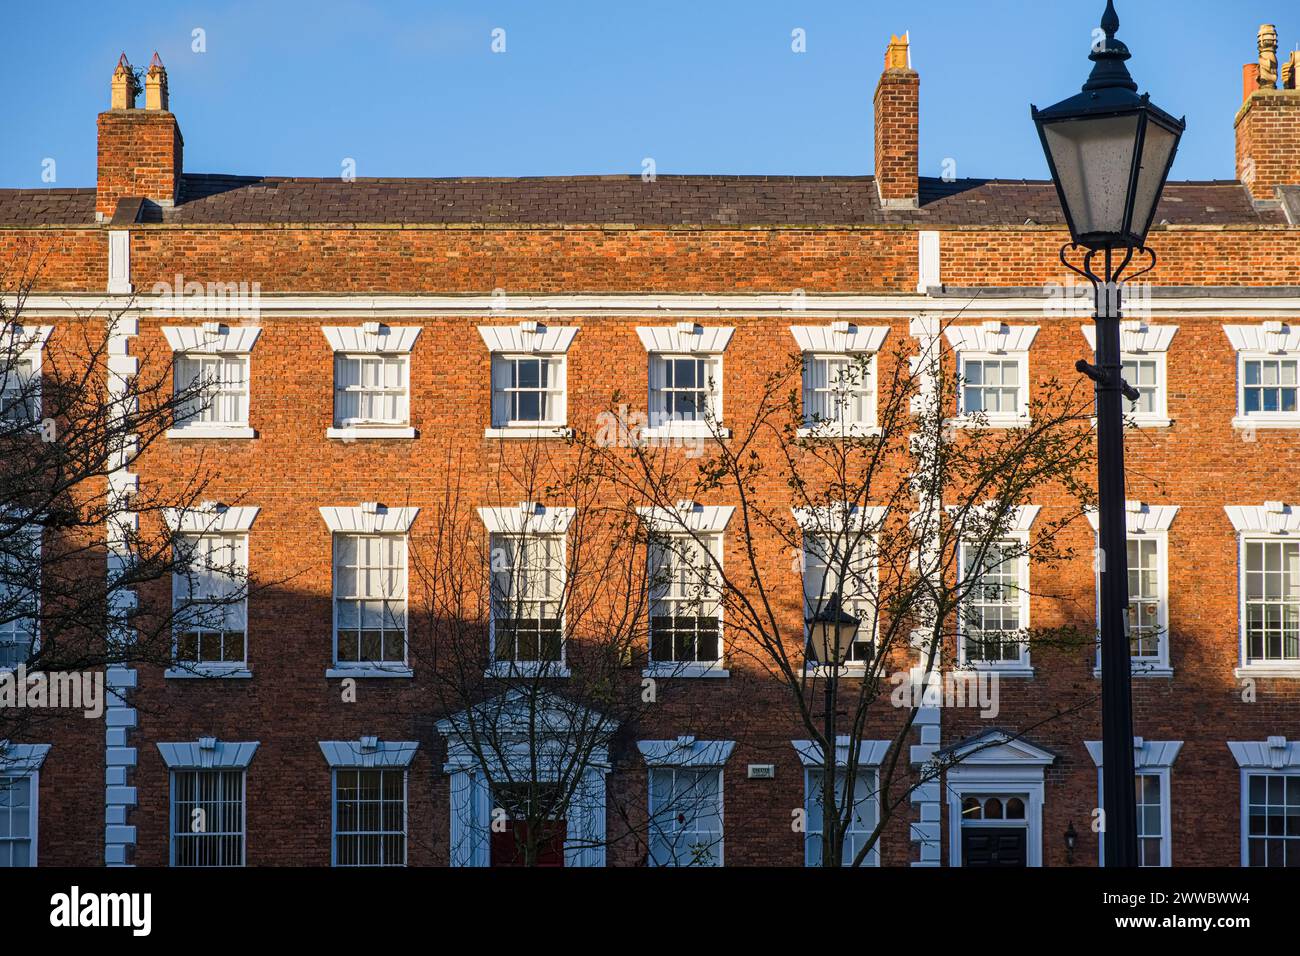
3;26;1300;869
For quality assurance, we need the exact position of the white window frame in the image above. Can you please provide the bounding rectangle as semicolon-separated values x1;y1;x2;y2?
793;738;889;867
162;324;260;439
319;739;417;867
320;505;418;678
158;738;258;868
1086;503;1177;677
477;504;575;678
955;506;1038;676
790;325;890;438
1085;739;1181;867
945;324;1038;429
637;504;734;679
0;325;52;428
639;737;735;868
331;768;408;867
478;323;578;438
793;505;886;677
321;325;420;440
0;744;48;868
488;532;568;675
1225;504;1300;677
637;325;733;440
1225;323;1300;430
0;525;40;672
168;768;247;867
1080;322;1176;428
162;505;259;679
1228;737;1300;867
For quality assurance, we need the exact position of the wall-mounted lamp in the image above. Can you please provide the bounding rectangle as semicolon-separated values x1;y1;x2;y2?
1065;821;1079;864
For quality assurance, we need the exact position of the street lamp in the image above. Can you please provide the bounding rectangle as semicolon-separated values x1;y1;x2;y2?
1031;0;1184;868
807;591;862;667
807;591;861;867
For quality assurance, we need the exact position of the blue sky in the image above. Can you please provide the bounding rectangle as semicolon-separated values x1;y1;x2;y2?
4;0;1296;188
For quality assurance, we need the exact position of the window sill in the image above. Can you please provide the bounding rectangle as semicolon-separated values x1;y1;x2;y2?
325;665;414;679
327;426;417;440
796;425;881;440
1232;416;1300;430
803;664;869;678
642;663;730;679
485;661;571;678
946;416;1032;431
483;426;573;440
1233;665;1300;679
960;663;1035;678
165;664;252;679
1091;664;1173;679
167;426;256;440
639;424;732;441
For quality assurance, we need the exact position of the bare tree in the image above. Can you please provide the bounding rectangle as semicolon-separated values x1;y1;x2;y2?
575;317;1100;866
408;438;720;867
0;244;253;755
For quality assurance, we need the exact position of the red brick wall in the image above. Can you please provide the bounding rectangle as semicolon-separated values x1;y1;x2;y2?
874;68;920;203
8;214;1300;867
1235;89;1300;199
96;110;183;218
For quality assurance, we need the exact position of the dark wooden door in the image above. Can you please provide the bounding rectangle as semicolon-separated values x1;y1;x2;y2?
490;820;567;867
961;827;1028;867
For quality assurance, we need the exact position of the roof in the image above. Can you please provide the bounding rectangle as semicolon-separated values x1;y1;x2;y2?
0;175;1287;228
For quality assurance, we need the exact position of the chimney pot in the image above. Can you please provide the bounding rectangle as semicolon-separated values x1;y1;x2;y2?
110;53;136;110
145;52;169;111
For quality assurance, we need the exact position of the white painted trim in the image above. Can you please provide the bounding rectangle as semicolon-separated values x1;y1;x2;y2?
636;325;734;354
318;739;419;768
161;325;262;354
325;426;416;440
791;504;887;532
0;743;51;774
321;325;422;353
319;504;419;534
477;323;579;353
1228;737;1300;769
917;231;941;293
638;737;736;767
166;426;256;440
482;426;573;440
477;503;576;535
944;323;1040;355
635;503;734;534
162;504;260;534
1080;321;1178;354
942;731;1053;868
19;291;1300;321
789;325;890;353
156;739;259;769
1084;502;1179;535
792;737;892;768
107;231;132;294
1223;322;1300;354
1083;738;1184;769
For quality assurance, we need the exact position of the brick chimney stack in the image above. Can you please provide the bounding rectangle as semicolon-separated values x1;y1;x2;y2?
96;52;184;221
1236;24;1300;201
874;33;919;209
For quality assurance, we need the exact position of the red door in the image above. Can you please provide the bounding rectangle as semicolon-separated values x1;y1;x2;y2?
490;819;567;867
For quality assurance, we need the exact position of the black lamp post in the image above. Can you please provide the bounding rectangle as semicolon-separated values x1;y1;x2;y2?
1031;1;1184;868
807;591;861;867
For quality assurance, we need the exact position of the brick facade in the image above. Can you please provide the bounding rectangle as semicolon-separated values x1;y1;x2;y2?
5;28;1300;870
